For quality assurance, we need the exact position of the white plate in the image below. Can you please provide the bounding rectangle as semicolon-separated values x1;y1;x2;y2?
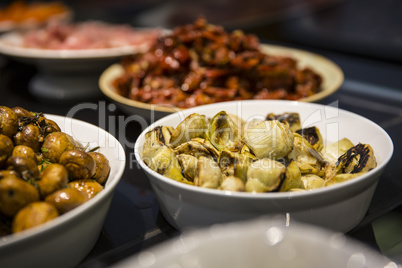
0;30;152;60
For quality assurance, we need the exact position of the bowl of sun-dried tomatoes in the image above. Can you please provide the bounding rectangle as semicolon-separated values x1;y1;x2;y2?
99;17;344;122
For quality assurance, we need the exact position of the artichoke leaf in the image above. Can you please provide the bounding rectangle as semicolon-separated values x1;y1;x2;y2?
143;141;191;185
194;156;222;189
218;150;253;183
295;126;324;151
266;112;301;133
144;126;174;147
325;172;367;187
174;138;219;161
177;154;198;182
220;176;245;192
301;174;325;190
245;158;286;192
288;133;324;175
169;113;207;148
336;143;377;174
244;120;294;160
321;137;354;165
279;160;302;192
208;111;243;152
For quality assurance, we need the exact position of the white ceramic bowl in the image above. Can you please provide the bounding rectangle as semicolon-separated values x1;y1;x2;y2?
0;27;159;100
112;217;400;268
0;115;126;268
99;44;344;121
134;100;393;233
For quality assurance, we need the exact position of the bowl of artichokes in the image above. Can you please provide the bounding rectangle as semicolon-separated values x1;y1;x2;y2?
0;106;126;268
134;100;393;233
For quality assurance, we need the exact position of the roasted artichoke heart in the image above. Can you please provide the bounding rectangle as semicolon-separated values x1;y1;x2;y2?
244;120;294;160
335;143;377;174
208;111;243;152
245;158;286;192
296;126;323;151
170;113;207;147
142;111;378;193
266;112;301;132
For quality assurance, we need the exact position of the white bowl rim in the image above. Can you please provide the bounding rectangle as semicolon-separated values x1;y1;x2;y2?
0;114;126;247
134;100;394;200
0;27;160;59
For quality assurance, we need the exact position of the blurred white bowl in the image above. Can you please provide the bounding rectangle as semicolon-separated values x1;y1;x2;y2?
0;114;126;268
112;217;400;268
0;28;159;100
134;100;393;232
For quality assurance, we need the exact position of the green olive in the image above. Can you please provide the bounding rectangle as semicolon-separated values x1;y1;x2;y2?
88;152;110;185
6;156;40;180
14;124;43;153
0;134;14;168
37;163;69;199
0;176;40;217
12;202;59;233
0;106;18;138
12;145;38;164
69;179;103;199
0;170;19;179
41;132;77;163
11;107;35;118
59;149;96;180
45;188;88;214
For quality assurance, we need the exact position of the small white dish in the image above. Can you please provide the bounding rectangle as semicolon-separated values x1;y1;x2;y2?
0;114;126;268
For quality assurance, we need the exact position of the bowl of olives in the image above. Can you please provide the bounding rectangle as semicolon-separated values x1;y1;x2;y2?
134;100;393;233
0;106;126;268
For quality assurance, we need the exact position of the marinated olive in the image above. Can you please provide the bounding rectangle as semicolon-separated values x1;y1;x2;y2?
11;107;35;118
37;163;69;199
41;132;77;163
0;106;18;138
88;152;110;185
12;202;59;233
12;145;38;164
69;179;103;199
6;156;40;180
0;170;19;179
45;188;88;214
0;176;40;217
59;149;96;180
14;124;43;152
0;134;13;168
